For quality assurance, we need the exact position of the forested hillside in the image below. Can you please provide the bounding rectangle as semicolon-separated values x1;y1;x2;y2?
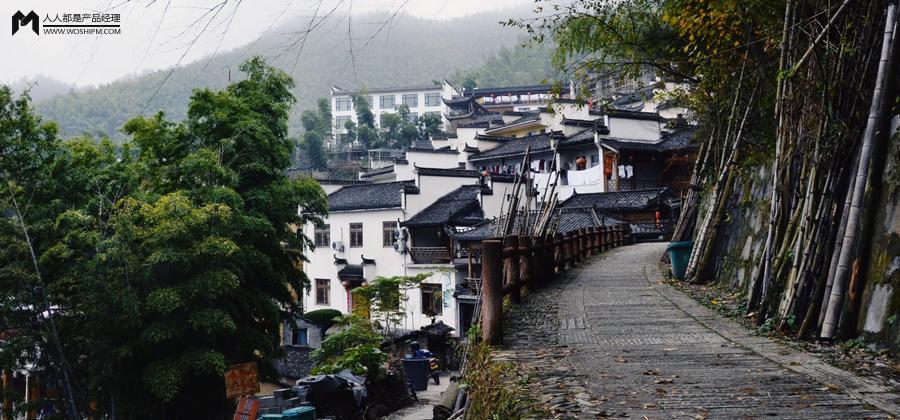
33;8;554;140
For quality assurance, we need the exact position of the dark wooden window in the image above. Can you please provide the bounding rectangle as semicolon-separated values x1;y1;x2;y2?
383;221;398;247
421;283;443;316
314;224;330;247
349;223;363;247
315;279;330;305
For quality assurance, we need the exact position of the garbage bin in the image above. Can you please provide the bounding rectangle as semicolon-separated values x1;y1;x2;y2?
667;241;693;280
401;358;430;391
282;405;316;420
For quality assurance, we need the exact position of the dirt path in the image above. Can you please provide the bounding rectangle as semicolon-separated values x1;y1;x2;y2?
499;242;899;418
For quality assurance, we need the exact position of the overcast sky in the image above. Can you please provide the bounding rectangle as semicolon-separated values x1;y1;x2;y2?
1;0;532;87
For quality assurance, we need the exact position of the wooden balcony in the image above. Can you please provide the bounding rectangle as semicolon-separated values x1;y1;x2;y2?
408;247;452;264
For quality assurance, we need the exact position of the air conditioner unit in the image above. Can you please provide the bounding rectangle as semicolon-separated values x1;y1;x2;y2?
393;241;407;254
331;241;345;253
394;227;409;240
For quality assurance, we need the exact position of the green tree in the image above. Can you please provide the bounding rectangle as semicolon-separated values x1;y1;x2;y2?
0;57;329;417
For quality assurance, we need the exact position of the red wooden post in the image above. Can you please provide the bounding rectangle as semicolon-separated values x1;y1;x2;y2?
481;239;504;345
519;236;534;291
503;235;521;304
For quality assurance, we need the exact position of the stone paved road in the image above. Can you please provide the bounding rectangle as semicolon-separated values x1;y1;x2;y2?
499;242;899;419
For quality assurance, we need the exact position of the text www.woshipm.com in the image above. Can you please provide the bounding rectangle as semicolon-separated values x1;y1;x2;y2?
43;27;121;35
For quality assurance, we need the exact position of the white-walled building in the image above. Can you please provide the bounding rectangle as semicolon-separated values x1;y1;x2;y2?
302;82;696;337
330;82;459;148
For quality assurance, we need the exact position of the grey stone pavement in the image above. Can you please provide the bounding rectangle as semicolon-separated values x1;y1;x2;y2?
498;242;899;419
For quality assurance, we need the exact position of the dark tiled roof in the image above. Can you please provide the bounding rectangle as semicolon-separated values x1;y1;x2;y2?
463;84;554;97
360;165;395;179
657;127;698;151
453;206;625;241
416;166;482;178
316;178;371;186
443;96;474;106
410;140;434;150
474;133;520;142
273;346;315;380
403;185;485;227
328;181;415;211
599;138;661;152
407;145;457;154
606;110;665;122
561;117;610;134
557;207;599;232
558;189;671;212
599;127;697;153
333;83;442;95
457;113;504;128
467;132;556;162
485;113;542;134
338;264;363;278
557;129;596;149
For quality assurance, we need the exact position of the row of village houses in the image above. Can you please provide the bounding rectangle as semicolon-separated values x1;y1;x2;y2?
278;79;698;369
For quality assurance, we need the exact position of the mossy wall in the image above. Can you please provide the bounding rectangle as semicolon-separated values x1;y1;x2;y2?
698;118;899;348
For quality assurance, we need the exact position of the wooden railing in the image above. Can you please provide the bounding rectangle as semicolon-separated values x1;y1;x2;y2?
606;179;664;191
478;224;630;344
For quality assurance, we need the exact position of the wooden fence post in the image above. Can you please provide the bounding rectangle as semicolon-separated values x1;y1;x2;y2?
592;227;600;254
578;228;591;261
554;233;565;273
481;239;503;345
519;236;534;292
503;235;521;304
532;236;545;288
564;231;575;268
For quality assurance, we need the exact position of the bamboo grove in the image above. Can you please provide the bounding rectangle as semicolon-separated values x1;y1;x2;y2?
519;0;898;339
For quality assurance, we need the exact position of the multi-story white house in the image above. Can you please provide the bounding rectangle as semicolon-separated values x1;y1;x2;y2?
330;82;459;148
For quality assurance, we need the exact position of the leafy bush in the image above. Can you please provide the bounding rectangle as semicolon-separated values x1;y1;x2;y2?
311;316;387;378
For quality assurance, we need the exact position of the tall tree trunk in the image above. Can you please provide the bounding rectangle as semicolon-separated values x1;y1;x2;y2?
821;2;898;338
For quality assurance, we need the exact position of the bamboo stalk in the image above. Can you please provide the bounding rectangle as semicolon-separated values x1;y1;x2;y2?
821;2;897;338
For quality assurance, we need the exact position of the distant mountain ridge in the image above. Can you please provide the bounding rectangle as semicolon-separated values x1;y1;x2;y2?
31;7;554;140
